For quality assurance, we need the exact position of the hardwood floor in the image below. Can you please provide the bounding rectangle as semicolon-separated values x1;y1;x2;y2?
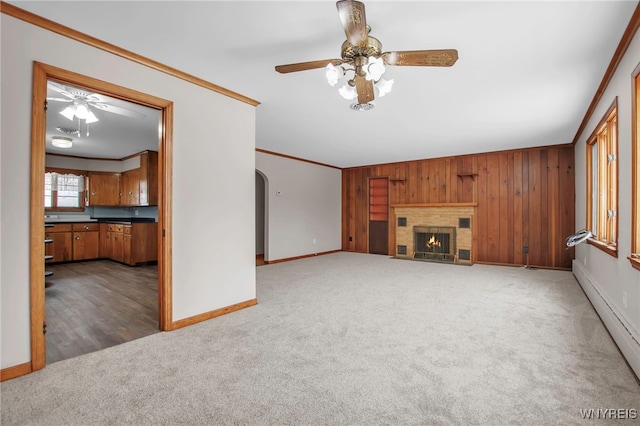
44;260;158;364
256;254;265;266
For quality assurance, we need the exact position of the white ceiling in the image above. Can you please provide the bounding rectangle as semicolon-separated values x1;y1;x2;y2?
13;0;638;167
46;82;160;159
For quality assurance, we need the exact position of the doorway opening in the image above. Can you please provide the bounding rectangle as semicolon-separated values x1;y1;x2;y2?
30;62;173;371
255;170;268;265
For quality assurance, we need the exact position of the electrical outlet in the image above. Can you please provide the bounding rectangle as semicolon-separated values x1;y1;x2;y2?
623;292;628;309
523;246;529;253
313;238;317;245
349;236;353;242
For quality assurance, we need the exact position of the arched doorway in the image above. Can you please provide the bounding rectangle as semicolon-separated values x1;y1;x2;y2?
255;170;268;265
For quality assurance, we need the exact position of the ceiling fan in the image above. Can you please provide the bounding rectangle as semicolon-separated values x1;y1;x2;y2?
275;0;458;110
47;81;147;123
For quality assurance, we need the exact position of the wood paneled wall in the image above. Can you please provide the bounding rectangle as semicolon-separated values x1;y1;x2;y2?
342;145;575;269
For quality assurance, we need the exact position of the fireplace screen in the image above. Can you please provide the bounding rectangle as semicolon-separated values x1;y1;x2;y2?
414;226;456;261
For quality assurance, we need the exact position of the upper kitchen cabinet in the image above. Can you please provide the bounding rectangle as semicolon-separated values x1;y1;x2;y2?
120;151;158;207
139;151;158;206
85;151;158;207
88;171;121;206
121;168;140;206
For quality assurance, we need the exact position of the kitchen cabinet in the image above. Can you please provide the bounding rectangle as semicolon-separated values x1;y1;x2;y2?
88;172;121;206
120;151;158;207
101;222;156;265
121;169;140;206
99;223;109;258
139;151;158;206
123;223;157;265
105;223;125;263
45;223;72;263
72;223;100;260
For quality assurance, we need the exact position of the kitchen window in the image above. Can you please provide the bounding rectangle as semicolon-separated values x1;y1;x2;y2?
45;168;87;211
586;99;618;257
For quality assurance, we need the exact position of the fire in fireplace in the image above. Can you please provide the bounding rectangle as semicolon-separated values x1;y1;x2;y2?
414;226;456;261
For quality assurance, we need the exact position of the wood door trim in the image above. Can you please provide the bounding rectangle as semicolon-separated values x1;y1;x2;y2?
30;62;173;371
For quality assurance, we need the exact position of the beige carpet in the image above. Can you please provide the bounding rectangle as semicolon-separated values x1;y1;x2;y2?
1;252;638;425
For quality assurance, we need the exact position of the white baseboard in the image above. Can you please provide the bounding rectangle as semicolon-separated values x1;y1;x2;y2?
573;260;640;379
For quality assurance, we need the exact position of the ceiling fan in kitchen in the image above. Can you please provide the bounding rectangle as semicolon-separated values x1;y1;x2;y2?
275;0;459;111
47;81;147;137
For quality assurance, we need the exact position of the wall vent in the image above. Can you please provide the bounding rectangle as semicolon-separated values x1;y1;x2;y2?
398;217;407;227
459;249;471;260
397;245;407;255
459;218;471;229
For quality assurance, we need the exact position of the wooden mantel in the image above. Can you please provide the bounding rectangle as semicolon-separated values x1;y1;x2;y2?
391;203;478;208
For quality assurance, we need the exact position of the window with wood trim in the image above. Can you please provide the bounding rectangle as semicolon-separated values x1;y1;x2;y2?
45;168;87;211
631;64;640;270
586;99;618;256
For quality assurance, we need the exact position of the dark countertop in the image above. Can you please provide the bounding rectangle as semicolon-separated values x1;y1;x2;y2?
95;218;157;224
45;217;156;224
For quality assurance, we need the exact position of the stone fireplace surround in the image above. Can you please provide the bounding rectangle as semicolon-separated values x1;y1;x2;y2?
392;203;476;264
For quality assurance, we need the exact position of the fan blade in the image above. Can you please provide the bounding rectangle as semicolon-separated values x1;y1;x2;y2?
355;75;374;104
47;82;76;99
275;59;343;74
47;97;73;102
382;49;459;67
92;103;147;119
337;0;368;48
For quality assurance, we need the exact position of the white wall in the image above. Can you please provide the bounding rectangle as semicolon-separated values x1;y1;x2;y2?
573;30;640;377
1;14;256;369
256;152;341;262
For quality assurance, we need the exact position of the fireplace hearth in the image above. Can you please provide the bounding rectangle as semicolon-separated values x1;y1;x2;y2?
414;226;457;262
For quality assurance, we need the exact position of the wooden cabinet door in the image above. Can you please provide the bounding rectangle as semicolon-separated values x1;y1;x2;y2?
99;223;109;258
45;232;72;262
121;169;140;206
123;234;132;265
89;172;120;206
109;231;124;263
139;151;158;206
73;231;99;260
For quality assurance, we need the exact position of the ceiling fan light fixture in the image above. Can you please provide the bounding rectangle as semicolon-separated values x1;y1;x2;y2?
273;1;458;109
59;105;75;121
85;109;99;124
326;63;340;86
350;102;375;112
375;77;394;97
74;102;90;119
365;56;385;81
51;136;73;149
338;84;357;100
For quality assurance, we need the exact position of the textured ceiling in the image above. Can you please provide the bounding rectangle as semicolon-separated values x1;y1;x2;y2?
11;1;638;167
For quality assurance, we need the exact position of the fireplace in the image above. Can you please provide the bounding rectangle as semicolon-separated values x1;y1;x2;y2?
413;226;456;262
393;204;474;264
